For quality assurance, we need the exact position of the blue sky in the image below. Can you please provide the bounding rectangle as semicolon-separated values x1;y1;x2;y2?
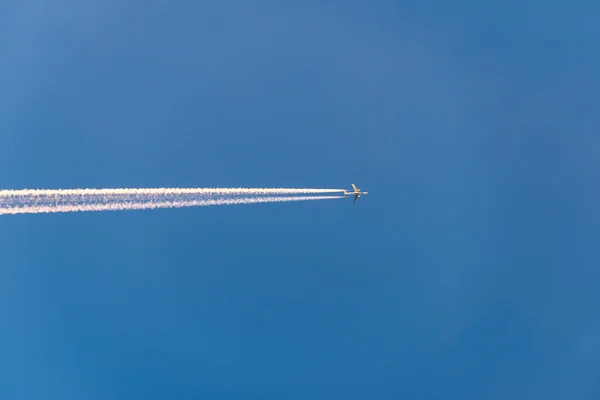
1;1;599;398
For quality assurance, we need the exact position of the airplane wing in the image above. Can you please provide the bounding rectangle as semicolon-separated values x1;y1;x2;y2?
353;194;358;204
352;184;358;192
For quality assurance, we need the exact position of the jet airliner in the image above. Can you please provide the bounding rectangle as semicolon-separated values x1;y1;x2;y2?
344;184;368;203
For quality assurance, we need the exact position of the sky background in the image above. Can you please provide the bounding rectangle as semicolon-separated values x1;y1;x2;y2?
1;1;599;398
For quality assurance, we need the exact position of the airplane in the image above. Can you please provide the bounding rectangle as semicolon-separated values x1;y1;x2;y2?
344;183;368;203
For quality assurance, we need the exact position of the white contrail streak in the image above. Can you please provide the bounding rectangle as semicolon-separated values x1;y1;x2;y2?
0;195;344;215
0;187;344;197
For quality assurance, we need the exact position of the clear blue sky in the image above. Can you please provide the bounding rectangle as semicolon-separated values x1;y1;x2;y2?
1;1;599;398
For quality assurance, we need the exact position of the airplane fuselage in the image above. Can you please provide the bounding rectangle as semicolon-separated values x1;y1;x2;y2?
344;191;368;196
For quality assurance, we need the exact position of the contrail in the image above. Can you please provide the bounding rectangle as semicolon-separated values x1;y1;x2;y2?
0;187;344;197
0;195;344;215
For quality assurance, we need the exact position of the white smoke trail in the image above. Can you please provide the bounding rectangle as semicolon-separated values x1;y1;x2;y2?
0;195;344;215
0;187;344;197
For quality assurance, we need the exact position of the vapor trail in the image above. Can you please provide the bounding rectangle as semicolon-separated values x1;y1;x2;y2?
0;195;344;215
0;187;344;197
